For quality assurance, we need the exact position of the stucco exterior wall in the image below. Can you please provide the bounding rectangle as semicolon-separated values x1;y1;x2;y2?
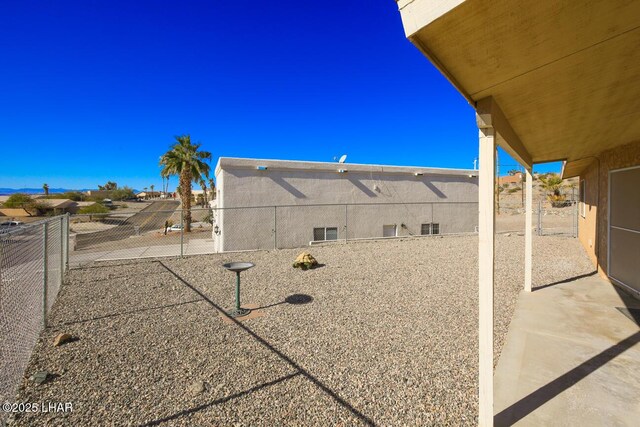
212;158;479;251
578;140;640;277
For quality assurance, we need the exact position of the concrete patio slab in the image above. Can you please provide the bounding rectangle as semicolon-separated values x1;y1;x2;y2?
495;274;640;426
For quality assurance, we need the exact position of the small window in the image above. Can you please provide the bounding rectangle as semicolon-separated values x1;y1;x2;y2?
580;180;586;218
383;224;397;237
313;227;338;241
325;227;338;241
421;223;431;235
421;223;439;235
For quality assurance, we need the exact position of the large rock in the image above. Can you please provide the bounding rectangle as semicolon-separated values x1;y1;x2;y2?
53;333;74;347
293;252;318;270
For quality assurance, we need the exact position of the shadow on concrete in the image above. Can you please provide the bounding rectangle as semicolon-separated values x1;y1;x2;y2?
494;330;640;426
533;271;598;292
156;261;375;426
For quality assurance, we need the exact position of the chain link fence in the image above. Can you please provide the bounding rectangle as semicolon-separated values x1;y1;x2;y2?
0;215;69;421
69;207;213;266
213;202;479;252
537;200;578;237
66;202;478;262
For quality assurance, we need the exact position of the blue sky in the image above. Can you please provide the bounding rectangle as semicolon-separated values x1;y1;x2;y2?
0;1;560;191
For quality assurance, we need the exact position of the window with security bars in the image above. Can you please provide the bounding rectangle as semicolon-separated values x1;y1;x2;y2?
421;223;440;235
313;227;338;241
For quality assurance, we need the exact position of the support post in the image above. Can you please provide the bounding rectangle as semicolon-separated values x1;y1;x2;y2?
525;168;533;292
235;272;241;311
274;206;277;250
344;205;348;242
43;222;49;328
65;214;70;271
60;216;64;285
180;209;184;258
478;127;495;426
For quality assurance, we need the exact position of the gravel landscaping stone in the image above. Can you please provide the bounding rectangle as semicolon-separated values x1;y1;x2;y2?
10;234;593;426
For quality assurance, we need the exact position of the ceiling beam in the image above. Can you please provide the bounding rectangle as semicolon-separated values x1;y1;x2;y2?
476;97;533;168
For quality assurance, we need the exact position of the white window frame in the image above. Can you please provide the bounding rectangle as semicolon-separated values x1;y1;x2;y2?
383;224;397;237
421;223;431;235
313;227;338;241
421;223;440;235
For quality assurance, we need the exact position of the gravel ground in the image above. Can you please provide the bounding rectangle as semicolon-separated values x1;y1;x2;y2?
10;234;593;426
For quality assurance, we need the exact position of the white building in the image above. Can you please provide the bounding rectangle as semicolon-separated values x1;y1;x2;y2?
211;157;478;252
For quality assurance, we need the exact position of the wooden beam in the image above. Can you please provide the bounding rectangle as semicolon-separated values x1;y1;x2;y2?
476;97;533;168
478;127;496;426
525;167;533;292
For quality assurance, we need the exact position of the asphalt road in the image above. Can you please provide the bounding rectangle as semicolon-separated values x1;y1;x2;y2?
75;201;180;250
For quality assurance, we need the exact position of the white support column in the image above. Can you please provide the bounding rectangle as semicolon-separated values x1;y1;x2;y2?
478;127;496;427
525;168;533;292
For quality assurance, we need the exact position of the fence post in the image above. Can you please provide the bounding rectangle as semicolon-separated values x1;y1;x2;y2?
273;206;277;250
42;221;48;328
574;200;579;238
180;209;184;258
65;213;70;271
60;216;64;285
537;200;542;236
344;204;348;243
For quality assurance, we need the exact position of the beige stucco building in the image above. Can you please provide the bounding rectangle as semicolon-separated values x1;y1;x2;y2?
211;157;478;252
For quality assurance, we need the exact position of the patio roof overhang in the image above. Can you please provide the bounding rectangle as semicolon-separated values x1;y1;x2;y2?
398;0;640;175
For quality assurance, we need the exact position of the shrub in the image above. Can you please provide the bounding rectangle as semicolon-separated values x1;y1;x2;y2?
79;203;110;220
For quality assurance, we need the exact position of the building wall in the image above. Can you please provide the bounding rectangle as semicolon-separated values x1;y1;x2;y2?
213;159;478;251
578;140;640;277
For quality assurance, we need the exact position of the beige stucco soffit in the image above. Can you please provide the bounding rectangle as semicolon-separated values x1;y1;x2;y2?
397;0;465;38
476;97;533;168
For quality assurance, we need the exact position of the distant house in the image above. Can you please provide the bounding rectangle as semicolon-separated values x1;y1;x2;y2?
498;173;523;186
0;198;77;217
84;190;111;199
211;157;478;252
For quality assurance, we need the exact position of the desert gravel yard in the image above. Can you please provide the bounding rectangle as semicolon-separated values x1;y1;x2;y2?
11;234;593;426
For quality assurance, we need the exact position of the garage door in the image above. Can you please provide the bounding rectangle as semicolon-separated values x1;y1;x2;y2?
609;166;640;294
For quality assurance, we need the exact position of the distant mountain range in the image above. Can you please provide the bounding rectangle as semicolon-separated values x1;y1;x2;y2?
0;188;91;196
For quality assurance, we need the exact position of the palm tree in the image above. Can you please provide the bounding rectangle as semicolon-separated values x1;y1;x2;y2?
159;135;212;232
150;184;155;198
43;183;49;196
539;173;566;207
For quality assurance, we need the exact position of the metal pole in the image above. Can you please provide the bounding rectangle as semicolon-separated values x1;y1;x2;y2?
273;206;277;250
180;209;184;258
65;213;70;271
60;216;64;285
235;272;241;311
537;200;542;236
43;222;48;328
345;204;348;242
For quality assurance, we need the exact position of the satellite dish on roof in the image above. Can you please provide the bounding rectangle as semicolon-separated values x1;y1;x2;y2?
338;154;347;163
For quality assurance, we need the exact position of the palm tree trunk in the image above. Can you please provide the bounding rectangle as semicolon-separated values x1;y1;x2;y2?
181;169;192;232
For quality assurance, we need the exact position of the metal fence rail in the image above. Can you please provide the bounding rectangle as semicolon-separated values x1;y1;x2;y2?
0;215;69;421
67;202;479;264
538;200;578;237
213;202;479;253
